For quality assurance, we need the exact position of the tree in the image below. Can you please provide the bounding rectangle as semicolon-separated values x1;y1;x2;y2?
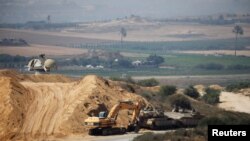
47;15;51;24
117;59;132;68
158;85;177;97
218;15;224;20
120;27;127;46
232;25;244;56
184;86;199;99
170;95;192;110
146;54;164;66
137;78;159;87
202;88;220;105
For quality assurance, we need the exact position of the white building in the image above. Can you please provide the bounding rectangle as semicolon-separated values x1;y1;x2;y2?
132;60;142;66
86;65;94;69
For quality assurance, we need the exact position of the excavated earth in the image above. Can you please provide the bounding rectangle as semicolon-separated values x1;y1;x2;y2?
0;70;147;140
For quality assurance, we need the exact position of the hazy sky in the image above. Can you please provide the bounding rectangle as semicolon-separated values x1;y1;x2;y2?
0;0;250;23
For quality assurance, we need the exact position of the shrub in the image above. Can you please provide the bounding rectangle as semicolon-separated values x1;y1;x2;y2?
199;116;226;126
184;86;200;99
169;95;192;110
109;75;136;84
139;91;154;100
205;87;221;95
175;128;189;136
134;128;207;141
202;88;220;105
158;85;177;97
123;75;136;84
198;111;250;126
0;54;28;62
133;132;164;141
194;127;208;137
137;78;159;87
227;64;250;70
116;59;133;68
146;54;164;66
120;83;135;93
226;82;250;92
109;76;123;81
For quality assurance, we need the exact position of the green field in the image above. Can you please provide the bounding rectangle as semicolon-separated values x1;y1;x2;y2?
161;53;250;67
56;53;250;77
1;36;250;77
64;37;250;77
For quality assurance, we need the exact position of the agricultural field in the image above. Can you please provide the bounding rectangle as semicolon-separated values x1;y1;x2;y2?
65;20;250;41
0;29;107;47
0;44;87;56
1;23;250;79
66;38;250;55
56;53;250;77
1;23;250;54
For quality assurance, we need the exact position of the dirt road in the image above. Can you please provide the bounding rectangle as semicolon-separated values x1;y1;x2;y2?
46;133;140;141
46;130;170;141
219;91;250;114
133;74;250;88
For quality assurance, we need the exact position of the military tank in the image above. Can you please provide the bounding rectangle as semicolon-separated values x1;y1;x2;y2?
139;106;204;130
165;109;204;128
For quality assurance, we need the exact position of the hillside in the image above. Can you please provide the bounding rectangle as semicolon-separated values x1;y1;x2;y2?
0;69;73;82
1;69;250;141
0;70;147;140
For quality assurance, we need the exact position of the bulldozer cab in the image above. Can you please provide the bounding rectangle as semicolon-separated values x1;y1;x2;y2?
99;111;108;119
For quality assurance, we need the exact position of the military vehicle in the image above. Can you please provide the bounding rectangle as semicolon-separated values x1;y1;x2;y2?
27;54;57;74
140;106;204;129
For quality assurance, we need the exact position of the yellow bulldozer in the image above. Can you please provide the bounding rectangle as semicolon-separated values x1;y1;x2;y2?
84;100;144;135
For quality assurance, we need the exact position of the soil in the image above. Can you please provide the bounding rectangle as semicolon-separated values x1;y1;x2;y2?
219;91;250;114
0;70;147;140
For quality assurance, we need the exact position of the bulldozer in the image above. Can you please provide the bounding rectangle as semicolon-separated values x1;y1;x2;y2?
84;100;144;135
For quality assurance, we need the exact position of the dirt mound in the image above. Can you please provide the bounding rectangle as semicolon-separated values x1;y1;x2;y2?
194;85;205;96
0;71;147;140
23;74;73;83
194;84;223;96
0;69;26;81
0;77;33;140
0;69;72;83
209;85;224;91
